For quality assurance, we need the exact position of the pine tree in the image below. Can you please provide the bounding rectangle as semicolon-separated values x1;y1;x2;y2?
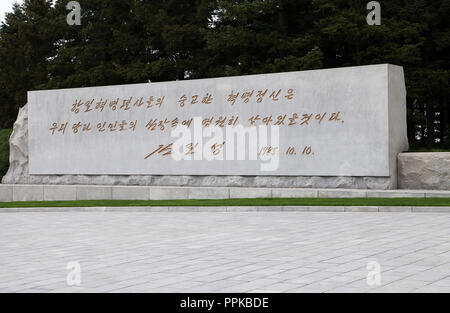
0;0;448;148
0;0;57;128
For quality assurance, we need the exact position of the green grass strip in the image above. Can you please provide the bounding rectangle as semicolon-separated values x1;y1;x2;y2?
0;197;449;208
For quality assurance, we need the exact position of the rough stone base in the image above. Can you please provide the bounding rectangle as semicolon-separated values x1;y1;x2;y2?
1;104;392;189
2;174;392;189
398;153;450;190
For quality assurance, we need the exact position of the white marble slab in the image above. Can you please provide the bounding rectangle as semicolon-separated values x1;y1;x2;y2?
28;64;408;177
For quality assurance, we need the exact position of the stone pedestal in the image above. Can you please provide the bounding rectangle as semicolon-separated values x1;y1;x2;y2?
398;153;450;190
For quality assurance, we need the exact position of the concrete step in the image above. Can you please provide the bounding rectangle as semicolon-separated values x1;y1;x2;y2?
1;184;449;202
0;206;449;213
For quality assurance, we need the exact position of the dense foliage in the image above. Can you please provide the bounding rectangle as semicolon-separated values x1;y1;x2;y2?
0;0;448;148
0;128;12;178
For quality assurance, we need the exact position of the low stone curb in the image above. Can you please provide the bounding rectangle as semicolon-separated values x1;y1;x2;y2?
0;206;449;213
1;184;450;202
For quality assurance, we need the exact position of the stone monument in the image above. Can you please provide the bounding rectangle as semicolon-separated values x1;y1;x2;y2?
2;64;409;189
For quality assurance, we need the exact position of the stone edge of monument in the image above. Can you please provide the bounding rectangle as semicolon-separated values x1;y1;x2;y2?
388;64;409;188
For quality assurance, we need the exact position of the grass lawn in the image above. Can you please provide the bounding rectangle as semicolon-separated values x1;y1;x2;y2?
0;129;12;179
0;197;449;208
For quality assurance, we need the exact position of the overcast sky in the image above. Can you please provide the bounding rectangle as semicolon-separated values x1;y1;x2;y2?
0;0;22;23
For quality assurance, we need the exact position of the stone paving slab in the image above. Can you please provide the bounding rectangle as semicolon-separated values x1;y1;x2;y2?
1;211;450;293
1;184;449;202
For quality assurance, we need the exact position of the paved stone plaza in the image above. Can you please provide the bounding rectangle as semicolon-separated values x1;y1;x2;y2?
1;211;450;293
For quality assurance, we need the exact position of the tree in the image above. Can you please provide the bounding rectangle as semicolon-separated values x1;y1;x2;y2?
0;0;57;128
201;0;323;77
0;0;448;148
